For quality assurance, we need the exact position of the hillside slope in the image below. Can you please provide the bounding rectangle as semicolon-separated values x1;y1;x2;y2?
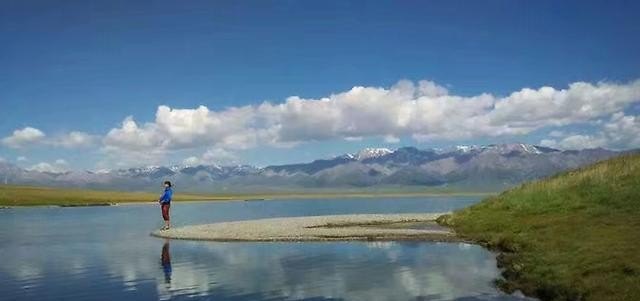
441;154;640;300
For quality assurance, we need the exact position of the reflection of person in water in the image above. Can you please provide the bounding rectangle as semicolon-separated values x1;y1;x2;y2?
161;240;172;283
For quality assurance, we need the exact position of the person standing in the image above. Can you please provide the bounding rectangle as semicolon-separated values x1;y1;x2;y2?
158;181;173;230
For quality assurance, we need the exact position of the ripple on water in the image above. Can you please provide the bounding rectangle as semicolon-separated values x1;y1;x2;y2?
0;197;534;300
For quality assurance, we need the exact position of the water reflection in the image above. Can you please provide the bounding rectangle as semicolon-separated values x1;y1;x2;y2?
0;198;533;300
151;241;530;301
161;240;172;284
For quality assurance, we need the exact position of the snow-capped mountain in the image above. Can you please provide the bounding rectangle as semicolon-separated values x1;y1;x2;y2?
354;148;394;160
0;144;635;192
454;145;480;153
449;143;552;155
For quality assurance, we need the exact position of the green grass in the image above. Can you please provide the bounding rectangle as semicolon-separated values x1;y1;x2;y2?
439;153;640;301
0;185;236;206
0;184;491;206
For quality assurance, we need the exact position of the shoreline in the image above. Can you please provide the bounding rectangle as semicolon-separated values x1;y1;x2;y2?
151;213;459;242
438;154;640;301
0;187;493;207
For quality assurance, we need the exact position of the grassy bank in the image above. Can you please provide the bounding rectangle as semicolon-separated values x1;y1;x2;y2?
0;184;490;206
0;185;236;206
439;153;640;300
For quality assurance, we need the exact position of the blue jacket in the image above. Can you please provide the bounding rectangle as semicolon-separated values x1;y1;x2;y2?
159;187;173;204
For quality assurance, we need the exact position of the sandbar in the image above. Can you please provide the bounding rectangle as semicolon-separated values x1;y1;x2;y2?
151;213;457;242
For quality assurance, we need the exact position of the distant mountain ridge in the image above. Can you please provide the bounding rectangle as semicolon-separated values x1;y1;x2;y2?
0;144;635;192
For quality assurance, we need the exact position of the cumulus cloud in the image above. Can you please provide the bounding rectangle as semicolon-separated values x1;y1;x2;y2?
99;146;168;168
540;135;606;150
182;156;200;166
1;127;96;149
103;79;640;160
490;81;640;128
0;79;626;167
384;135;401;144
1;127;45;148
27;159;69;173
101;105;283;165
200;148;238;164
540;113;640;150
55;159;68;165
601;112;640;148
548;130;565;138
182;148;239;166
51;131;97;148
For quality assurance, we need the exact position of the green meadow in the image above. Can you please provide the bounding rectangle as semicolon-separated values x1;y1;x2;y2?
0;184;489;206
439;153;640;300
0;185;235;206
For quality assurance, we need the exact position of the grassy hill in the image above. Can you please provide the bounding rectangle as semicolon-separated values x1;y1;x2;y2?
439;153;640;300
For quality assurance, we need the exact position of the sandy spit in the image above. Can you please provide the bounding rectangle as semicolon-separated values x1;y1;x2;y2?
151;213;458;242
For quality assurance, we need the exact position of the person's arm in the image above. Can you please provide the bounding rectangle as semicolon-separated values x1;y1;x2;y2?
159;191;167;203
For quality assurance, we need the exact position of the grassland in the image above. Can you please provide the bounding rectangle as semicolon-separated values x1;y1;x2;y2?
0;185;237;206
438;153;640;301
0;184;490;206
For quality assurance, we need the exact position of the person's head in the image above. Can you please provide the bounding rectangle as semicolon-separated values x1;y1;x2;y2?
163;181;172;188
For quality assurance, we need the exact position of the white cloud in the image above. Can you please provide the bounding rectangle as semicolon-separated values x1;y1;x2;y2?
540;135;606;150
99;146;167;168
201;147;238;164
3;79;640;169
540;113;640;150
1;127;45;148
489;80;640;128
103;116;163;151
1;127;96;149
182;148;239;166
384;135;400;144
182;156;200;166
103;79;640;161
27;159;70;173
27;162;67;173
17;156;28;162
51;131;97;148
601;112;640;148
548;130;565;138
27;163;56;173
99;116;171;166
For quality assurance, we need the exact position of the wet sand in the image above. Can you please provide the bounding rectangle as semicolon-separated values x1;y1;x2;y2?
151;213;457;242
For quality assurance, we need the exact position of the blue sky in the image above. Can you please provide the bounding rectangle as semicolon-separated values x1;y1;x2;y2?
1;0;640;171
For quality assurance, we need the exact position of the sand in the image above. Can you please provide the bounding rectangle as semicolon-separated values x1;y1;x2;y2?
151;213;457;242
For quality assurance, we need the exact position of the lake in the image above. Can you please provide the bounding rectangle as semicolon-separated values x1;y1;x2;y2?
0;196;533;300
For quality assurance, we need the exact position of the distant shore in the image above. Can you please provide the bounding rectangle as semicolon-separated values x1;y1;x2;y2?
0;184;492;207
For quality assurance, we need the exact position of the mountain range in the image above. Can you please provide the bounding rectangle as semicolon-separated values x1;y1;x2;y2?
0;144;634;193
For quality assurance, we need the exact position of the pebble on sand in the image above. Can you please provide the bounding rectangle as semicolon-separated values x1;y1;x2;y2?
151;213;457;242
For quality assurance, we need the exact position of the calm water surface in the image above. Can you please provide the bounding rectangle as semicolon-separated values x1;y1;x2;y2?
0;196;532;301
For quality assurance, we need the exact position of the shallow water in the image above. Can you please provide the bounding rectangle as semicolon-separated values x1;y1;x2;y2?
0;196;532;300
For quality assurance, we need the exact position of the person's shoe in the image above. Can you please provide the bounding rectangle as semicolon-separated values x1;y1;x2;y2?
160;226;169;231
